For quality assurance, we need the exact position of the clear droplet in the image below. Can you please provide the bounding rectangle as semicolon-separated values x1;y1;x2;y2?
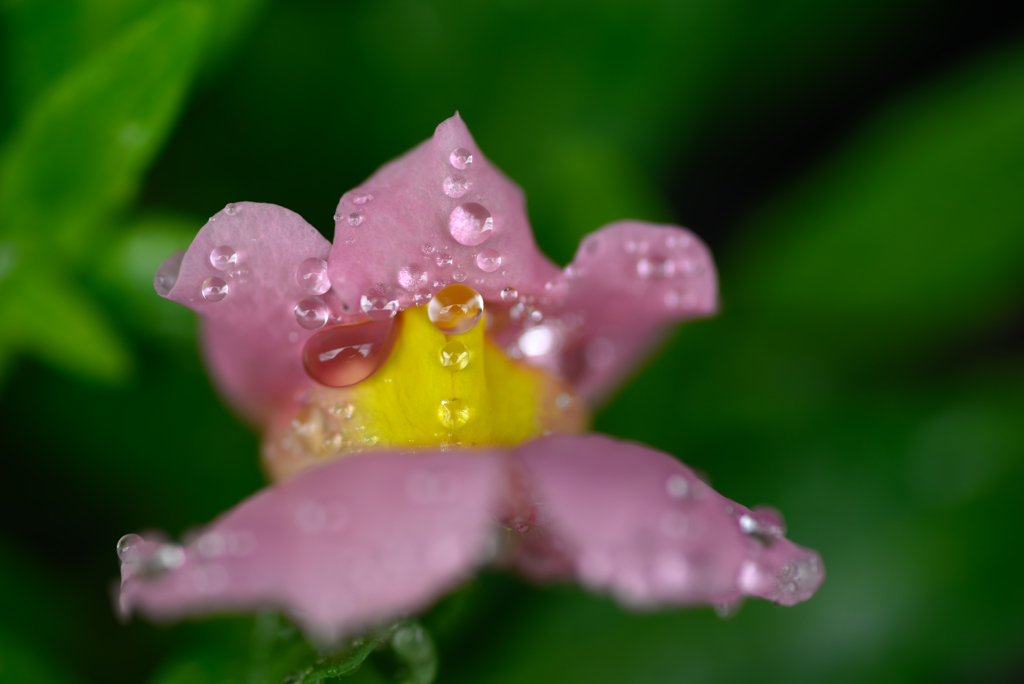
438;398;470;428
435;252;453;268
738;507;787;543
330;402;355;419
333;213;341;223
449;147;473;169
210;245;237;271
295;297;329;329
224;204;238;216
154;251;184;296
637;257;675;280
439;340;470;371
348;212;363;226
665;474;690;499
443;175;472;198
296;257;331;295
117;533;143;560
303;319;399;387
428;284;484;334
476;248;501;272
452;271;467;282
500;286;518;302
360;284;399;320
398;265;429;291
202;276;228;302
353;193;373;205
421;243;435;255
449;202;493;246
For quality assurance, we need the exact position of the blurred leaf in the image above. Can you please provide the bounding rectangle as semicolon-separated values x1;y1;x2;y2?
729;40;1024;361
0;1;212;267
0;633;83;684
0;269;132;382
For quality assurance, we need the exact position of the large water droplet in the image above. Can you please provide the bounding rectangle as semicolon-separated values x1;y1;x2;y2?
449;147;473;169
449;203;493;246
438;398;470;428
224;204;238;216
443;175;472;198
202;277;228;302
303;319;398;387
154;251;184;296
348;212;363;226
360;284;399;320
295;297;329;329
428;284;484;334
210;245;237;271
296;257;331;295
398;264;429;291
439;340;470;371
476;248;501;272
117;533;143;560
500;286;518;302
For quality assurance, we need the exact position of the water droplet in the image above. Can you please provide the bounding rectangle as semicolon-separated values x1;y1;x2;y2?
443;174;472;198
500;286;518;302
449;202;493;246
348;212;363;226
333;213;341;223
360;283;399;320
153;544;186;571
518;325;560;357
665;474;690;499
530;309;543;322
438;398;470;428
555;393;572;410
435;252;453;268
476;248;501;272
224;204;238;216
637;257;674;280
202;277;228;302
452;271;467;282
738;507;786;544
439;340;470;371
353;193;373;204
303;319;398;387
295;297;328;329
398;264;429;291
330;402;355;419
210;245;237;271
421;243;435;255
428;284;484;334
449;147;473;169
293;257;329;295
117;533;143;560
154;251;184;296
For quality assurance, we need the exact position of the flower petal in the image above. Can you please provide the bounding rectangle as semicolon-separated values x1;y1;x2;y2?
326;113;561;310
157;202;331;423
492;221;718;403
119;449;503;643
514;434;824;607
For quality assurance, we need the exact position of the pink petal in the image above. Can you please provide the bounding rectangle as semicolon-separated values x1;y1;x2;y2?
326;113;562;311
156;202;332;423
119;449;503;643
514;434;824;608
491;221;719;403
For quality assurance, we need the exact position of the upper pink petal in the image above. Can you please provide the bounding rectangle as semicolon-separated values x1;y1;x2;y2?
513;434;823;607
326;113;562;312
492;221;719;402
156;202;331;424
118;449;504;644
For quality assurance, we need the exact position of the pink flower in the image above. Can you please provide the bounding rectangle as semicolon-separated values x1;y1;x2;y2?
120;114;823;643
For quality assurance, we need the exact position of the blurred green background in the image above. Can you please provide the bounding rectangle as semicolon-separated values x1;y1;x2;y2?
1;0;1023;682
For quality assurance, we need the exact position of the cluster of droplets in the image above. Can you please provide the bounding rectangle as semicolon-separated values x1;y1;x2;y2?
629;233;705;311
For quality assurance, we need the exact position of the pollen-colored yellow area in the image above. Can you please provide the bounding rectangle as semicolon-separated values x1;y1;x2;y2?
263;306;586;481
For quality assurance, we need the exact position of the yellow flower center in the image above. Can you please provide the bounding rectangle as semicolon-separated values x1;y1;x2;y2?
263;305;586;481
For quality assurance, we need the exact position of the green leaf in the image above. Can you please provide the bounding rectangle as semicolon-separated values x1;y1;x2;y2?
0;1;212;268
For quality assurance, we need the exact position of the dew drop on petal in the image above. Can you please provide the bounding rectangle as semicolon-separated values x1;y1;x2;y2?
331;402;355;419
421;243;435;255
224;204;238;216
665;474;690;499
295;297;329;329
449;147;473;169
360;284;399;320
449;203;493;246
438;398;470;428
154;251;184;296
476;248;501;272
435;252;453;268
443;175;472;198
518;325;561;357
500;286;518;302
439;340;470;371
296;257;331;295
117;533;142;560
210;245;237;270
428;284;484;334
398;264;429;291
353;193;373;205
202;277;228;302
452;271;467;282
348;212;363;227
303;319;398;387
